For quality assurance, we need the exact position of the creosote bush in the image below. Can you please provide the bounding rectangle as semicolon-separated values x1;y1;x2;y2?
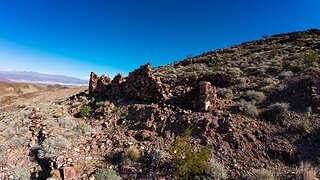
95;168;119;180
169;128;210;178
80;105;91;117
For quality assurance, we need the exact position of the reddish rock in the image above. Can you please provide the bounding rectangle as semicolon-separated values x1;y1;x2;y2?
62;166;78;180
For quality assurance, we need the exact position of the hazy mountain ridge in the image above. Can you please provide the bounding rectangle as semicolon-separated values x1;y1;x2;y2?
0;70;88;86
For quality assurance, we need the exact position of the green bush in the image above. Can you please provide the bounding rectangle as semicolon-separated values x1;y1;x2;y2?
169;128;210;178
80;105;90;117
95;168;119;180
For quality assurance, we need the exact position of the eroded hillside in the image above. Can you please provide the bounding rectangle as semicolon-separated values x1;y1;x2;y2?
1;29;320;179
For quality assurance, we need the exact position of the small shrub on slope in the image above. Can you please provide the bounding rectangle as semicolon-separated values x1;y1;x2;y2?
169;128;210;178
95;168;119;180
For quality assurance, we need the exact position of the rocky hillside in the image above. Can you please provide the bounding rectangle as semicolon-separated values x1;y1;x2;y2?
0;29;320;179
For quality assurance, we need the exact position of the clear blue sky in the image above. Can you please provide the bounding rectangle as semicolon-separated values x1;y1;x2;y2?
0;0;319;79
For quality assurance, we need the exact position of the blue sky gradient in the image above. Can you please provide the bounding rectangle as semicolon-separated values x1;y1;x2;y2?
0;0;319;79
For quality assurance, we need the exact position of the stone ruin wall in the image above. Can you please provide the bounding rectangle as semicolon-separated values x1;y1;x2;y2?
89;63;219;112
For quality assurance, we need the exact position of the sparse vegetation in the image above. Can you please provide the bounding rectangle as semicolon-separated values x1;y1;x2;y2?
95;168;119;180
151;150;165;164
262;103;289;125
241;90;266;105
58;117;75;129
12;167;30;180
248;168;274;180
9;136;29;148
169;128;210;178
80;105;90;117
35;135;71;159
217;88;233;99
122;145;140;164
53;111;63;118
206;159;228;180
233;101;259;118
75;124;93;136
298;163;317;180
95;101;105;107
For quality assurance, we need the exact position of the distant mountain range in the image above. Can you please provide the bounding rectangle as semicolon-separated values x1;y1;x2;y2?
0;70;88;86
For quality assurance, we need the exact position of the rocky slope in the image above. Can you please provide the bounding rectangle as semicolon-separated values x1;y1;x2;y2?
1;29;320;179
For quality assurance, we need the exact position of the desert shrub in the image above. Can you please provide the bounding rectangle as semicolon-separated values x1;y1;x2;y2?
122;145;140;164
248;168;274;180
298;163;316;180
12;167;30;180
0;156;7;168
222;53;231;61
121;111;129;117
303;50;319;66
36;136;71;159
75;124;93;136
291;121;311;134
16;127;29;136
227;67;242;77
80;105;90;117
58;117;75;129
258;78;279;87
1;127;16;139
95;168;119;180
95;101;105;107
17;104;26;109
262;103;289;124
206;159;228;180
9;136;29;148
46;120;59;128
253;68;266;77
0;122;7;132
269;47;278;58
278;71;293;80
241;90;266;105
52;111;63;118
234;77;249;85
151;150;166;164
169;128;210;178
233;101;259;118
217;88;233;99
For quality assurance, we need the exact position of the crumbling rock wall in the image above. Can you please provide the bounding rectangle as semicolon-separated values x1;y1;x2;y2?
89;63;220;112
